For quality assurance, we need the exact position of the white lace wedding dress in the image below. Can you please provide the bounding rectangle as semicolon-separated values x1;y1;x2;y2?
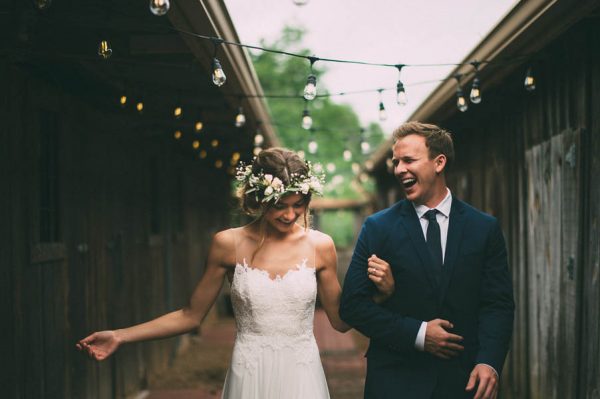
221;253;330;399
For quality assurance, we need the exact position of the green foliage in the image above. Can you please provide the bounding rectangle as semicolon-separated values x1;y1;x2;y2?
250;26;384;200
251;26;384;244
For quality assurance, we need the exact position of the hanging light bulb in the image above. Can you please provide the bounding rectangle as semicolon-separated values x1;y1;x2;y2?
119;95;127;108
361;141;371;154
215;159;223;169
377;89;387;121
343;149;352;161
254;133;264;146
97;40;112;59
303;74;317;100
293;0;308;5
173;130;182;140
195;121;203;132
192;140;200;149
211;139;219;148
396;81;407;106
34;0;52;10
235;107;246;127
136;101;144;114
395;64;407;106
308;140;318;154
212;58;226;87
378;101;387;121
470;77;482;104
149;0;170;16
232;152;241;162
173;106;183;119
253;146;262;156
199;150;207;159
302;109;313;130
456;88;468;112
469;61;482;104
524;67;536;92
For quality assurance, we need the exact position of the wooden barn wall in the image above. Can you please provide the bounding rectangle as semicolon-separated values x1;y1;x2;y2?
443;19;599;398
371;17;599;398
2;64;233;399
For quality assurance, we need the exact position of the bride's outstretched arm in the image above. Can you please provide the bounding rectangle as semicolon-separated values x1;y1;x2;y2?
76;230;233;361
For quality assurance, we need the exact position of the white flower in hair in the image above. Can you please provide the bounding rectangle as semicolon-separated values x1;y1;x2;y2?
264;186;274;196
299;183;310;195
271;177;283;190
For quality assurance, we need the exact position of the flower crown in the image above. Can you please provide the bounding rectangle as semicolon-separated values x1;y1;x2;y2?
235;158;325;204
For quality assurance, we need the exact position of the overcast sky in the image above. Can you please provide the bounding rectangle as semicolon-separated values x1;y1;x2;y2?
223;0;517;136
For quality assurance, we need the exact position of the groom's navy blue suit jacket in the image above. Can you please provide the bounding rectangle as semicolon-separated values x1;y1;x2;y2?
340;198;514;399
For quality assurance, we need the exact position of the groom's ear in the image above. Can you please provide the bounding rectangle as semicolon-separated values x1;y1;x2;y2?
434;154;447;174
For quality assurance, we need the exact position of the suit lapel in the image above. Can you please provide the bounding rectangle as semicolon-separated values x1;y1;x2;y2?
439;198;467;304
397;201;439;292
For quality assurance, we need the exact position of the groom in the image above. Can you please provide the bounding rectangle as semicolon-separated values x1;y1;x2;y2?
340;122;514;399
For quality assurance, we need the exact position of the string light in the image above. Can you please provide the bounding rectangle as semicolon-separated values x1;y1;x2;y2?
136;100;144;114
149;0;170;16
254;133;264;146
211;39;226;87
302;101;313;130
377;89;387;121
195;121;203;132
524;67;536;91
454;75;468;112
253;146;262;156
192;140;200;149
211;139;219;148
308;139;318;154
173;105;183;119
215;159;223;168
97;40;112;59
119;95;127;107
343;149;352;161
395;64;407;106
235;106;246;127
303;57;318;100
469;61;482;104
34;0;52;10
173;130;182;140
199;150;207;159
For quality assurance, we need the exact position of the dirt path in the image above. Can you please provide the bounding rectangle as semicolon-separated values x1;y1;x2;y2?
146;309;368;399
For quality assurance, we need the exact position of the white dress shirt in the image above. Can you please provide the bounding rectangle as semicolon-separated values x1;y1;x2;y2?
412;188;452;350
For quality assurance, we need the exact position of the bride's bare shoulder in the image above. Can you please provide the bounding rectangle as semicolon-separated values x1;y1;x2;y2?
308;229;335;250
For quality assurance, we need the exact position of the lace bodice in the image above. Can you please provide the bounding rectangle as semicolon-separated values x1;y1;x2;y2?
231;258;317;337
229;258;320;371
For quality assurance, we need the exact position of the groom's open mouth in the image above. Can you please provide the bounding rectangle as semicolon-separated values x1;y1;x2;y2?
401;178;417;189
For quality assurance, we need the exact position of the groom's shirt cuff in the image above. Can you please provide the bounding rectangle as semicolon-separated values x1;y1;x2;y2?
414;321;427;350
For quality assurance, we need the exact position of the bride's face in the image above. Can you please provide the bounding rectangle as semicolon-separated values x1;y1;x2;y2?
263;193;308;234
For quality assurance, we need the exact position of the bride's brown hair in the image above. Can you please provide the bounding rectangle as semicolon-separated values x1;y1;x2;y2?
238;147;313;259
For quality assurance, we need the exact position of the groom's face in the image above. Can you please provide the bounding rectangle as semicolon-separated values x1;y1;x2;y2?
392;134;444;206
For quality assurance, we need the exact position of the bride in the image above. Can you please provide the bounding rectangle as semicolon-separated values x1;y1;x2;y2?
77;147;395;399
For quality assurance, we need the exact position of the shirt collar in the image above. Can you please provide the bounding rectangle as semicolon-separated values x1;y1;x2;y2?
412;188;452;219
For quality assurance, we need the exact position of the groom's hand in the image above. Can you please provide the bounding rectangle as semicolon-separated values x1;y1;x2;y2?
466;364;498;399
424;319;464;359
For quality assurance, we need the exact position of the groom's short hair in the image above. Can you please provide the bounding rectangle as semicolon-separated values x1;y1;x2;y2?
392;121;455;169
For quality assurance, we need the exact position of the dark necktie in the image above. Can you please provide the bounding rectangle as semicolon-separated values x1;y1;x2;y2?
424;209;443;283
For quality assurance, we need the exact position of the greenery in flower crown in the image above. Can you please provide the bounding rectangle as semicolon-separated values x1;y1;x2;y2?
235;158;326;204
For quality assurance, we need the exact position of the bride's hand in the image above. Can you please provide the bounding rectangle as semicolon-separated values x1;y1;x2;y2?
76;330;121;361
368;255;395;303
